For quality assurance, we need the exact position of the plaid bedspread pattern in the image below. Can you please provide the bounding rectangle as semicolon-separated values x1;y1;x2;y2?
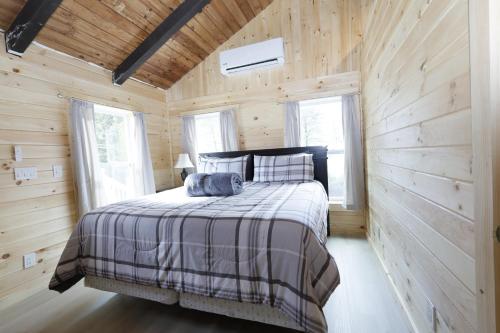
49;181;339;333
253;154;315;182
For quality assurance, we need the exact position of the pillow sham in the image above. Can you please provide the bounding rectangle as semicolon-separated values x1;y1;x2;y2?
197;155;249;180
253;153;314;182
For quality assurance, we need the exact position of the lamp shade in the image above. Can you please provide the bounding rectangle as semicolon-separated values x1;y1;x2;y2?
174;153;194;169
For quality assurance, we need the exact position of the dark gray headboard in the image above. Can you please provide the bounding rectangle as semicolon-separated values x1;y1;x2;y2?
199;146;329;195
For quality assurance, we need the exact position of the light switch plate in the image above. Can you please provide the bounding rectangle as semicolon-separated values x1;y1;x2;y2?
23;253;36;269
14;145;22;161
52;165;63;178
14;167;38;180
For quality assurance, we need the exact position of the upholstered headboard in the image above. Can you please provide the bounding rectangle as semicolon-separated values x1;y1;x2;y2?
199;146;329;195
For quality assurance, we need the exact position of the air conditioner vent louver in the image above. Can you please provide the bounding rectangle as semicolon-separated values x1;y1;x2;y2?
220;38;284;76
226;58;279;71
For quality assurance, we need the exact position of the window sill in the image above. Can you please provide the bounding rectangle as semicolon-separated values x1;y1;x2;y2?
329;201;363;213
329;201;345;211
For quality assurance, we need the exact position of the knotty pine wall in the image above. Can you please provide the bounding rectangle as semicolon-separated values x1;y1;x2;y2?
361;0;475;332
166;0;365;234
0;35;172;311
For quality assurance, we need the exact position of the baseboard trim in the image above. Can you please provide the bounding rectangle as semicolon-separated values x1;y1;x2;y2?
330;225;366;236
367;235;420;333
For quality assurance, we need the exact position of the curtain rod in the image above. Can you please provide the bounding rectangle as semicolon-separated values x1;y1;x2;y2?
56;92;153;115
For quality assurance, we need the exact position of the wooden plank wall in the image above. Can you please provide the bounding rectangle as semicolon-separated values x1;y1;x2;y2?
360;0;475;332
167;0;362;102
0;35;172;311
469;1;500;331
166;0;365;234
329;205;366;236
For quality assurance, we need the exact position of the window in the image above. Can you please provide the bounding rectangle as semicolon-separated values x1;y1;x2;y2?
299;96;344;201
194;112;223;154
94;104;137;204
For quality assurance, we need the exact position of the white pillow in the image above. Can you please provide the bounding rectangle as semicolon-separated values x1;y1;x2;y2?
197;155;249;180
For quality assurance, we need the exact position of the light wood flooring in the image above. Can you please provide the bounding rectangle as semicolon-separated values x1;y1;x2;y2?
0;236;413;333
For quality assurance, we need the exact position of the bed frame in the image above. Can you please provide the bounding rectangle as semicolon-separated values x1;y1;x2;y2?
84;276;303;331
201;145;330;235
85;146;330;331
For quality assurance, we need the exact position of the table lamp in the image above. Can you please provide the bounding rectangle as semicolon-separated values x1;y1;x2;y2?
174;153;194;181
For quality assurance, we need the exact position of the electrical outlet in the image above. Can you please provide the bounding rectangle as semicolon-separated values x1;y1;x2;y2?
53;165;63;178
14;145;22;161
23;253;36;269
426;297;437;332
14;167;38;180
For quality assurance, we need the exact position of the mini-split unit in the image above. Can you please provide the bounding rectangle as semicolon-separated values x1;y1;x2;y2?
219;37;285;75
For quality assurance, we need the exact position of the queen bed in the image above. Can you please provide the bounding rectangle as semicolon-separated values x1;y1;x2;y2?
49;146;339;333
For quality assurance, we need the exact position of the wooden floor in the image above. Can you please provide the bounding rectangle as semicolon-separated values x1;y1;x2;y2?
0;236;412;333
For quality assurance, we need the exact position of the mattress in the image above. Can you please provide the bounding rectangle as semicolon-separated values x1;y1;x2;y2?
50;181;339;333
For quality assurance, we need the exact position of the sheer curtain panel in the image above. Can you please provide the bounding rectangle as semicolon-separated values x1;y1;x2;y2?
220;109;239;152
132;112;156;195
342;94;365;210
284;101;301;147
182;115;198;168
69;99;103;216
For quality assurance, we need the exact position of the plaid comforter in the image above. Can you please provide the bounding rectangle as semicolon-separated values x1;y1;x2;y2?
50;181;339;333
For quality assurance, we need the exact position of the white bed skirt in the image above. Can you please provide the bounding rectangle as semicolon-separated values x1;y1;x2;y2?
84;276;303;331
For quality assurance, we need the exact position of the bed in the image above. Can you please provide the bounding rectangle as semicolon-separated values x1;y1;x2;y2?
49;146;339;333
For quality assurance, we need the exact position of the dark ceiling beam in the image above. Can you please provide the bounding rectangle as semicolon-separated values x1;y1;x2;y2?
112;0;211;86
4;0;63;56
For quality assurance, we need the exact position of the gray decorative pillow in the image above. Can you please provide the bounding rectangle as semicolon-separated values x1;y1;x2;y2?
197;155;249;180
253;153;314;182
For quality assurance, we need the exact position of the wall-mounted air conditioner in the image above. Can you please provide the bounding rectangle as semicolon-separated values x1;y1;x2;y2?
219;38;285;76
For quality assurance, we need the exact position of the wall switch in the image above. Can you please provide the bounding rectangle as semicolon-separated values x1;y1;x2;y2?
23;253;36;269
52;165;63;178
14;167;38;180
14;145;22;161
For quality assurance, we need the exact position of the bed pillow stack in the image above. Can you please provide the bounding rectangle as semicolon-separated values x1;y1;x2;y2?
197;155;249;180
253;153;314;182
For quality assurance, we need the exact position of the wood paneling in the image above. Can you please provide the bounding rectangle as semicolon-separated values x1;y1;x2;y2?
469;0;500;331
167;0;362;102
361;0;475;332
0;0;273;89
329;205;366;236
0;33;172;311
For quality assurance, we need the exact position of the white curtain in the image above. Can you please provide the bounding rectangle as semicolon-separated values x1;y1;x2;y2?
342;94;365;210
182;115;198;168
131;112;156;195
220;109;239;152
69;99;103;217
284;101;301;147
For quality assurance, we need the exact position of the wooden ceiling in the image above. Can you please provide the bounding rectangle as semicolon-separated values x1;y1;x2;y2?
0;0;273;89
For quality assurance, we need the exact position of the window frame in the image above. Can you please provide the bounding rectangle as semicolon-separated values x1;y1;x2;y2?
298;96;345;202
193;111;223;156
93;103;138;205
